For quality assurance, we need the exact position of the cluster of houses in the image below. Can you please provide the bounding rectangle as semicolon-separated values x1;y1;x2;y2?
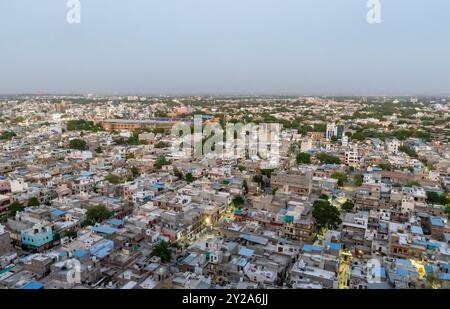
0;96;449;289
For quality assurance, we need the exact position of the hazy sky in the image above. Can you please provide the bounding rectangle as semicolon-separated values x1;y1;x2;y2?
1;0;449;95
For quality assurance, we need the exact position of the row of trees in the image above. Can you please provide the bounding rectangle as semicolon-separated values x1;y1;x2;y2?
67;119;103;132
9;197;40;217
297;152;341;165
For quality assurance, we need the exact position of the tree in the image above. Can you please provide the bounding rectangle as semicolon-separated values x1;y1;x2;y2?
9;201;23;217
95;146;103;153
232;195;245;207
445;205;450;220
85;204;111;226
354;174;364;186
261;169;274;178
173;168;183;179
152;127;166;134
185;172;193;183
330;135;338;142
152;240;172;263
155;141;170;149
154;155;171;169
252;175;263;184
237;165;246;172
341;200;354;213
406;181;421;187
0;131;16;141
64;229;78;239
399;145;418;158
105;173;123;185
316;153;341;165
319;194;329;200
67;119;102;132
312;200;342;230
69;138;88;150
296;152;311;164
130;166;139;178
14;116;25;124
242;179;249;195
378;163;392;171
331;172;348;186
27;197;40;207
426;191;450;205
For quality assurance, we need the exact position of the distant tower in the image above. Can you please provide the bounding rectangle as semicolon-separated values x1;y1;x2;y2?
55;100;67;113
336;125;346;140
326;122;337;140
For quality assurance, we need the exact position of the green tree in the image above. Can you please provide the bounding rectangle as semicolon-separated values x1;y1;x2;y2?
232;195;245;207
152;128;166;134
105;173;123;184
155;141;170;149
152;240;172;263
9;201;23;217
67;119;102;131
130;166;139;178
378;163;392;171
154;155;171;169
261;169;274;178
126;153;135;160
27;197;40;207
341;200;354;213
173;168;183;179
445;205;450;220
64;229;78;239
237;165;246;172
242;179;249;195
185;172;194;183
312;200;342;230
406;181;421;187
252;175;263;184
85;204;111;226
426;192;450;205
354;174;364;186
331;172;348;186
0;131;17;141
69;138;88;150
319;194;329;200
316;153;341;165
95;146;103;153
399;145;418;158
14;116;25;124
296;152;311;164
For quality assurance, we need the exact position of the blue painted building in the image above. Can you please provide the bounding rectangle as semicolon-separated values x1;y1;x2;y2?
20;224;53;250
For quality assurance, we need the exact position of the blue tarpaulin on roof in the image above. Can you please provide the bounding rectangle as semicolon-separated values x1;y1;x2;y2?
303;245;323;252
107;219;124;226
239;247;254;257
326;242;341;251
50;209;66;216
21;281;45;290
91;225;117;235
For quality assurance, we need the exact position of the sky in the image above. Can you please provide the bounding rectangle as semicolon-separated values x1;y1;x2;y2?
0;0;449;96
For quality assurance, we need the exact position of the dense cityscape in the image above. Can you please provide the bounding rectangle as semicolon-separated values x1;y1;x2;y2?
0;95;449;289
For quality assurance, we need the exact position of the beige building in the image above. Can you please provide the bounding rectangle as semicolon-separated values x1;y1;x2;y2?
271;169;313;195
